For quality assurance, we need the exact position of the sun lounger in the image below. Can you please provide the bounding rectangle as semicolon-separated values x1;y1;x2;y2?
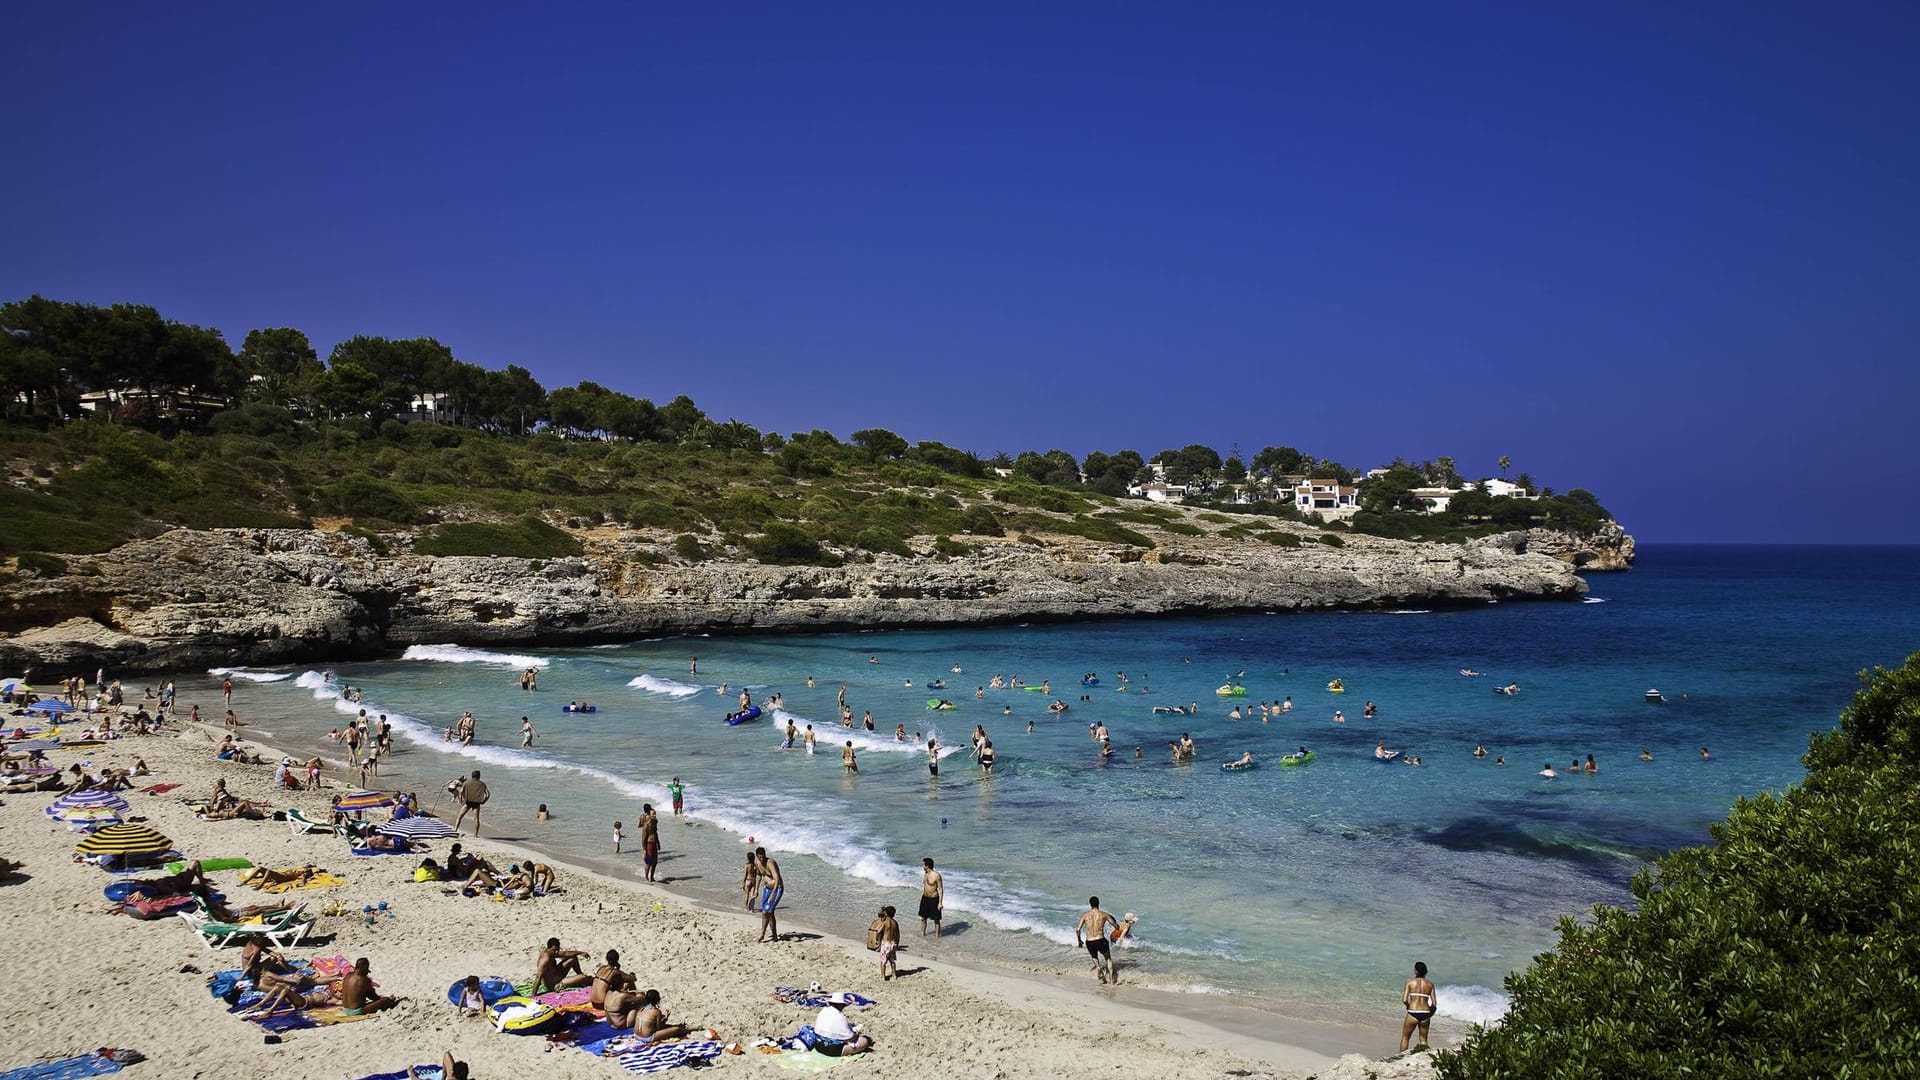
178;902;313;949
287;808;330;834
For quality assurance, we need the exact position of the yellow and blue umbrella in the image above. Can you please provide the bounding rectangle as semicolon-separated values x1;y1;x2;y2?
335;790;395;812
74;822;172;857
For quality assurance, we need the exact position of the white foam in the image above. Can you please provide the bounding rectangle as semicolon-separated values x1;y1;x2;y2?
207;667;292;683
1437;984;1510;1026
1388;609;1433;615
771;710;963;759
627;675;704;698
400;644;551;668
278;675;1078;948
1582;597;1608;604
1139;982;1231;996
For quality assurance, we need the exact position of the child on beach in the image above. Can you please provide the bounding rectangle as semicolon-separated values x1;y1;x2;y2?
613;821;623;854
457;975;486;1017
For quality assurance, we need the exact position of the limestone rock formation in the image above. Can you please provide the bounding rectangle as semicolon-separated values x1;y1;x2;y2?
0;524;1594;672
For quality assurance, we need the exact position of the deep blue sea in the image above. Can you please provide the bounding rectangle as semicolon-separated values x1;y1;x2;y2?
203;545;1920;1025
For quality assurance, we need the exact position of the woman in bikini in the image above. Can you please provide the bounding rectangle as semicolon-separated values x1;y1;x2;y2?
1400;960;1437;1052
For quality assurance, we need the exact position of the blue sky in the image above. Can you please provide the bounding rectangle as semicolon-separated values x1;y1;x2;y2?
3;3;1916;542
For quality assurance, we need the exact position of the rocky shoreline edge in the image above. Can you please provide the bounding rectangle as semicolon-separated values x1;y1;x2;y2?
0;523;1629;673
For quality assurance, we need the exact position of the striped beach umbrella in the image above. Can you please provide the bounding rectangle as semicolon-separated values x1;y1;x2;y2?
73;822;172;857
376;816;457;840
334;790;395;812
26;699;73;714
46;789;131;820
0;678;31;694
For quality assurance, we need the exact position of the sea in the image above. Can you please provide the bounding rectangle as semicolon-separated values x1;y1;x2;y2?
194;545;1919;1029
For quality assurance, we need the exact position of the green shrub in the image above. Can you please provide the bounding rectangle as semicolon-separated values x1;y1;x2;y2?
1439;653;1920;1080
855;527;912;557
15;551;67;576
745;522;841;566
319;475;421;525
1318;533;1344;547
992;483;1087;513
960;506;1004;536
1158;521;1203;536
933;536;973;558
1259;531;1302;548
1196;513;1237;524
673;534;708;562
413;516;582;558
340;525;390;555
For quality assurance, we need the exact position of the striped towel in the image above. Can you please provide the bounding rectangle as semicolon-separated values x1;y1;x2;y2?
0;1053;125;1080
614;1041;724;1073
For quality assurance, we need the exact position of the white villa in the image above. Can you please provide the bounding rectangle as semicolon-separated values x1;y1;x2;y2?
1293;478;1359;518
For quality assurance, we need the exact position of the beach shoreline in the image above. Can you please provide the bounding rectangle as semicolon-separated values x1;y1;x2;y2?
1;706;1439;1080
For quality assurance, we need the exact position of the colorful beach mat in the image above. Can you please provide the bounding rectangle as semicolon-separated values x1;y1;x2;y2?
0;1050;142;1080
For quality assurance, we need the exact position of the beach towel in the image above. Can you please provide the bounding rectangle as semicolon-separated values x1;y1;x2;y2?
534;987;595;1009
774;987;875;1009
167;858;252;874
614;1041;725;1074
253;870;348;894
139;783;180;795
349;846;413;857
345;1070;441;1080
568;1018;626;1056
769;1050;859;1072
0;1050;142;1080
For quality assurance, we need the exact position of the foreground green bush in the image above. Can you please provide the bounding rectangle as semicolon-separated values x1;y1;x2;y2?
1439;653;1920;1080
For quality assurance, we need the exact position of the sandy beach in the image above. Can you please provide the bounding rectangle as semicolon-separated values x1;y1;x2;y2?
1;709;1439;1080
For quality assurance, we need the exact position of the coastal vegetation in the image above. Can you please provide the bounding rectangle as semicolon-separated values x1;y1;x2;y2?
0;295;1617;563
1439;652;1920;1079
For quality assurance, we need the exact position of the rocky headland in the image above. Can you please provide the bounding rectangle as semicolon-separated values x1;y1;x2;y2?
0;516;1628;673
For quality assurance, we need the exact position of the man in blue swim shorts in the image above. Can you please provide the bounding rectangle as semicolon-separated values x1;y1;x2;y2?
754;847;784;943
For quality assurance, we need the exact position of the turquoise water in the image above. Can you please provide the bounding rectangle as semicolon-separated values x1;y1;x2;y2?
204;545;1920;1025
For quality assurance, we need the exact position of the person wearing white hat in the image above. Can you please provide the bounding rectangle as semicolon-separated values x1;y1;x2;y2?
812;993;872;1056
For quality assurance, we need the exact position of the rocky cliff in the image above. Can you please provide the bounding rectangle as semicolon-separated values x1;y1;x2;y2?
1472;522;1636;572
0;521;1599;673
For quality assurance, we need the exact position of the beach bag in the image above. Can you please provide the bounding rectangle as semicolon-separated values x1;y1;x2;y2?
865;921;882;950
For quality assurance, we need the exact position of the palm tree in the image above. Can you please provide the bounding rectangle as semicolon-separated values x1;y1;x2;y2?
1498;455;1511;478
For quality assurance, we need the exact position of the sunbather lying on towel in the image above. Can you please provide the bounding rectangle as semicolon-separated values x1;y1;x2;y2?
245;971;343;1015
242;865;323;889
125;860;214;903
360;832;413;853
202;799;267;820
411;1053;469;1080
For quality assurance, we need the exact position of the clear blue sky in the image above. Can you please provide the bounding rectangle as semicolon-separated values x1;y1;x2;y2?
4;3;1916;543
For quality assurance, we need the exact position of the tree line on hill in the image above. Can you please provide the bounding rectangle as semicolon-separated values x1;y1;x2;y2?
0;294;1613;539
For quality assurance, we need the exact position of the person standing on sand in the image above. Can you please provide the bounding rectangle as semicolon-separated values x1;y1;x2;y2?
1076;896;1120;985
640;803;661;882
871;905;901;980
454;770;490;836
755;847;784;943
919;858;944;937
669;776;685;817
1400;961;1437;1052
